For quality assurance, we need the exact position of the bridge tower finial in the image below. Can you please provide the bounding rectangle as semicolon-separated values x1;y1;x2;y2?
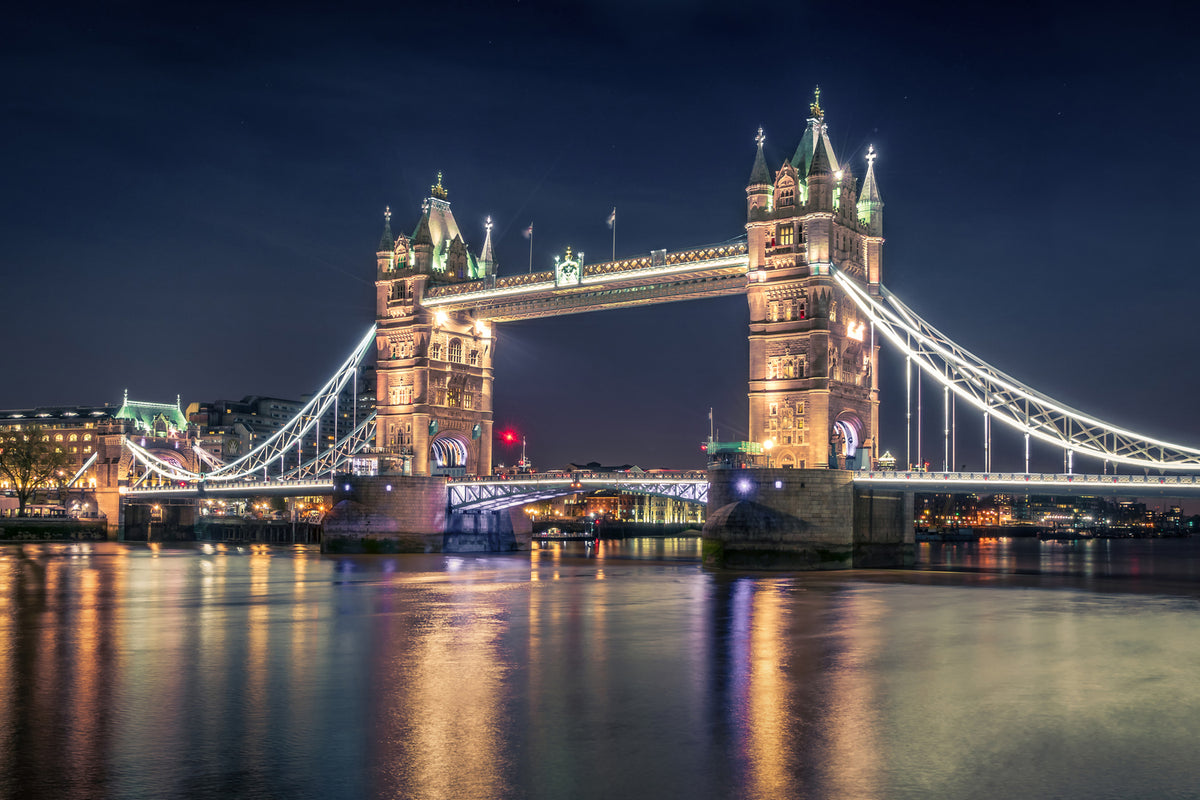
431;172;448;201
809;85;823;120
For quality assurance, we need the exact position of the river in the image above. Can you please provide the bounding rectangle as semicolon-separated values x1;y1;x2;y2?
1;537;1198;799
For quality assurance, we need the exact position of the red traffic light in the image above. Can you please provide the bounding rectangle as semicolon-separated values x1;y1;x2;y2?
500;431;517;444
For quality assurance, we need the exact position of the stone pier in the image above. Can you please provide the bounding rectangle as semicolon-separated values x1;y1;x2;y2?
702;468;913;570
322;475;531;554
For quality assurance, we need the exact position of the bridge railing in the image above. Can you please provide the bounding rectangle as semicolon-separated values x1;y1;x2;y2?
449;470;710;484
857;471;1200;487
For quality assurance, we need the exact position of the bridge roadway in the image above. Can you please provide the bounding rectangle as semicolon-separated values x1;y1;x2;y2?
120;470;1200;506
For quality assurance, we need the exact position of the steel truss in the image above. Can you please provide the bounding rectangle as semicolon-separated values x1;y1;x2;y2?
280;414;376;481
832;268;1200;470
449;472;710;511
123;325;377;484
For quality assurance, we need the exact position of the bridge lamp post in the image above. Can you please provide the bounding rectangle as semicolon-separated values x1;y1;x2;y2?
763;438;775;469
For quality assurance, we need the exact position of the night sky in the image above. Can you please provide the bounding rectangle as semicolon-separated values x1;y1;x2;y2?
4;1;1199;478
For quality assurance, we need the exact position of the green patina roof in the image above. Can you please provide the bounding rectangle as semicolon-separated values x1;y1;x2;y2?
116;395;188;433
748;141;771;186
807;132;833;176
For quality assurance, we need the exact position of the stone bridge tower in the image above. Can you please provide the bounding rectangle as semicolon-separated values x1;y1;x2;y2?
373;174;497;476
745;89;883;469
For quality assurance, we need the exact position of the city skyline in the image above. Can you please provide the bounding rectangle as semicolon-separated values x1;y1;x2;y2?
4;2;1199;475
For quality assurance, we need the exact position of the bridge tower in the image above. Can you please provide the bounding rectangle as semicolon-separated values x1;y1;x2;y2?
745;89;882;469
373;174;497;477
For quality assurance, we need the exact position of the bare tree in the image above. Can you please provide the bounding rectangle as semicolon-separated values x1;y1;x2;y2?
0;425;72;517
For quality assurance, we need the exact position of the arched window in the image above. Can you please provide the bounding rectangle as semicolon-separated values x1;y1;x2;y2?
69;434;78;442
55;434;64;442
449;339;463;364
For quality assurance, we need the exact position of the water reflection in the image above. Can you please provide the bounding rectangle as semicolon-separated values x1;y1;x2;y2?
1;540;1199;799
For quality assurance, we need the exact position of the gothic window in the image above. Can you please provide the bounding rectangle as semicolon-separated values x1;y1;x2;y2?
779;225;794;246
464;392;473;410
389;386;401;405
769;402;778;416
777;181;795;208
447;388;460;407
390;343;399;359
429;343;442;361
400;386;412;405
449;339;463;364
469;349;478;367
768;302;779;322
768;358;778;380
783;300;793;321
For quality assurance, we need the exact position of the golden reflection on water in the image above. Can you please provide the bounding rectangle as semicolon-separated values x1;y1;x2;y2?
372;573;514;800
821;586;886;800
743;580;789;799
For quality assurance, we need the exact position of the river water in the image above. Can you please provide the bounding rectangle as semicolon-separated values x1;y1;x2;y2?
2;537;1199;800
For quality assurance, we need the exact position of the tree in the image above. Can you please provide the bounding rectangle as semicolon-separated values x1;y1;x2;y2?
0;425;72;517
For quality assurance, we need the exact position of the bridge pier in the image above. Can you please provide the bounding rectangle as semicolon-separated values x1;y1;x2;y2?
322;475;530;553
702;468;913;570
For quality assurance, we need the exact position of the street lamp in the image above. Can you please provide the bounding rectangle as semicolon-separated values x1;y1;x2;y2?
763;438;775;469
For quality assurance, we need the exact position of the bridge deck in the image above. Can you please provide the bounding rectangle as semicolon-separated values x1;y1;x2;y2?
422;243;750;321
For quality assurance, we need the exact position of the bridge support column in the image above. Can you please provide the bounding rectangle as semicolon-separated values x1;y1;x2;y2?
702;468;913;570
322;475;530;553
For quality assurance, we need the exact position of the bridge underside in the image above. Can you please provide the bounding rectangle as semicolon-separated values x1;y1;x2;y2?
449;476;709;511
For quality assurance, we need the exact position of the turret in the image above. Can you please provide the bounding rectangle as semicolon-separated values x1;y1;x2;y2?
412;208;433;273
479;216;496;276
857;144;883;236
806;132;834;211
857;144;884;288
747;127;773;218
376;206;394;275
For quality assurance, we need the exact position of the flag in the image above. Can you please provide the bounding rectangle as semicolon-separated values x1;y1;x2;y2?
606;208;616;228
522;223;533;239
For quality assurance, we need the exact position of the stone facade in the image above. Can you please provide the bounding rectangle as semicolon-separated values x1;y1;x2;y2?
373;176;496;477
702;468;913;569
745;90;883;470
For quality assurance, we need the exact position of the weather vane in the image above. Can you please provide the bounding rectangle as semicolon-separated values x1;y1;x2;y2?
866;144;877;167
755;127;765;148
384;205;391;225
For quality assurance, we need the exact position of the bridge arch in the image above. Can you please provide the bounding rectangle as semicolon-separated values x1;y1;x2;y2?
832;411;864;469
430;432;471;475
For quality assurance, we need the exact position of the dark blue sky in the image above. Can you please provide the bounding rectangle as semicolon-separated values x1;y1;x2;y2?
3;1;1198;475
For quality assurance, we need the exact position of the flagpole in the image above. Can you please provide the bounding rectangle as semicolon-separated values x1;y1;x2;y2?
612;213;616;261
528;226;533;273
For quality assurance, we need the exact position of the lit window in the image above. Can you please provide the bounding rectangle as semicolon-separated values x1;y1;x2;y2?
779;225;794;246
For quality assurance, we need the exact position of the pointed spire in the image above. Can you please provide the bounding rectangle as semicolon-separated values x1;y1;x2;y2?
480;216;495;272
378;205;394;252
748;126;771;186
857;144;883;234
808;132;833;176
809;85;824;120
412;210;432;246
860;145;882;203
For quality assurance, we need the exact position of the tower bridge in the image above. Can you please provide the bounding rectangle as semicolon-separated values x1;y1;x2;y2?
108;88;1200;565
